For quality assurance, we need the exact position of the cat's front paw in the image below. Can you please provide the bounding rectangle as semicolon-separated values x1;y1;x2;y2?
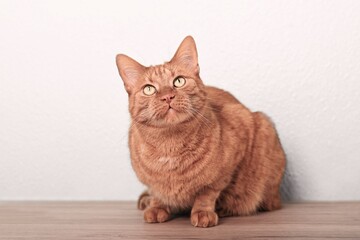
191;210;218;228
144;207;170;223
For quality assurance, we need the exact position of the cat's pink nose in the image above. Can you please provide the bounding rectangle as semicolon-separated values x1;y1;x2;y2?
161;94;175;104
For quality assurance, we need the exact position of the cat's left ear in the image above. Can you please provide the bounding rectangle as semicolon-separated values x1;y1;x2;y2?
170;36;199;75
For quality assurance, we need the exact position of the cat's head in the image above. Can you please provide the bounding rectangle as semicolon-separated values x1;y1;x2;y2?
116;36;206;127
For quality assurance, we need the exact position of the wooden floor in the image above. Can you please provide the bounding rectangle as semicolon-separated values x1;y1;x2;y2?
0;202;359;239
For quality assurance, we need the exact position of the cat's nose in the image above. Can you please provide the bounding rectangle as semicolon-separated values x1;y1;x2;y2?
161;94;175;104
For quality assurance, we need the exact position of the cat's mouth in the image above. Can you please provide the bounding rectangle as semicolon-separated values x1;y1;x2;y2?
166;105;176;114
162;104;181;121
155;104;191;126
166;104;176;111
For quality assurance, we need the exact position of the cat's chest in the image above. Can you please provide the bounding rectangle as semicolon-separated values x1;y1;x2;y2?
140;141;182;155
129;130;211;184
137;142;185;170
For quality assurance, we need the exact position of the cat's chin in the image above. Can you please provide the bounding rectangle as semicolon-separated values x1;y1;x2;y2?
162;108;183;124
153;109;192;127
166;108;177;118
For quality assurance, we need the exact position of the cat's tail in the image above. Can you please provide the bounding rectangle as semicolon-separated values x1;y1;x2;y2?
137;190;151;210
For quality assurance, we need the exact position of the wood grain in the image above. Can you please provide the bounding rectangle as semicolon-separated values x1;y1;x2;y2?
0;201;359;239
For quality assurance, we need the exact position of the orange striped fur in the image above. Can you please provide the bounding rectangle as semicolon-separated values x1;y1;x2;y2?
116;36;286;227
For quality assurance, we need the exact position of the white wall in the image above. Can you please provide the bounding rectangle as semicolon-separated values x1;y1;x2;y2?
1;0;359;201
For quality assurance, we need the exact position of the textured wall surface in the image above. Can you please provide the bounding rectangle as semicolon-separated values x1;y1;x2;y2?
1;0;360;201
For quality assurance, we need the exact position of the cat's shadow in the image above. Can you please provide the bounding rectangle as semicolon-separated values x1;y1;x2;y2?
280;158;298;202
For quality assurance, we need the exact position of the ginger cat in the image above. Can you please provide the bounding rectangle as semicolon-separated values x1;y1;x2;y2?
116;36;286;227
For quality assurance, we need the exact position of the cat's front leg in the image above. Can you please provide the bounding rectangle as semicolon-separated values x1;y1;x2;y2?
191;188;220;228
143;197;171;223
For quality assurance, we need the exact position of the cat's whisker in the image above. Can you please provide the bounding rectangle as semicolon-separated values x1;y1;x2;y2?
190;107;212;125
187;108;212;130
119;109;152;143
201;105;221;112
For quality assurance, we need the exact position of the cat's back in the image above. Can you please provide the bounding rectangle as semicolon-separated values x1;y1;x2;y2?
205;86;251;119
205;86;240;106
205;85;255;149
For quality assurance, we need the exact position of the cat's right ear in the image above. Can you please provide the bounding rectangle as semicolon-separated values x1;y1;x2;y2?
116;54;145;94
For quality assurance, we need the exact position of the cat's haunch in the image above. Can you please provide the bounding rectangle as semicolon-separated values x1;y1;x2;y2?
116;36;286;228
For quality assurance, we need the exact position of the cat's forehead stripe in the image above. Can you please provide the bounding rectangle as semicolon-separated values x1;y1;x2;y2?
154;66;161;77
162;64;176;77
149;65;173;80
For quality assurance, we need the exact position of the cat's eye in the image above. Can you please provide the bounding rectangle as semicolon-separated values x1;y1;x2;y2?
143;85;156;95
173;77;186;88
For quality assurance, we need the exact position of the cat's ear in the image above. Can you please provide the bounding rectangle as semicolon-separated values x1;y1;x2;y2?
171;36;199;75
116;54;146;94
